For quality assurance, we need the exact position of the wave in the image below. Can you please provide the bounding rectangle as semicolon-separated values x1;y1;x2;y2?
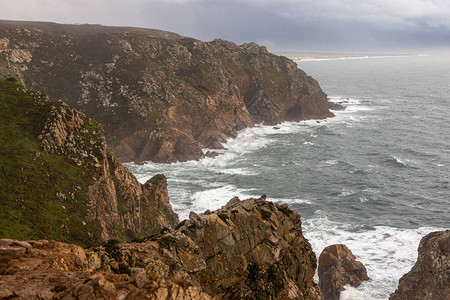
384;155;419;169
125;95;370;177
294;55;407;62
302;212;445;300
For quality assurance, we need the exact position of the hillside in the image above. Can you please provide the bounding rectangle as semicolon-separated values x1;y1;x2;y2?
0;78;178;247
0;20;336;163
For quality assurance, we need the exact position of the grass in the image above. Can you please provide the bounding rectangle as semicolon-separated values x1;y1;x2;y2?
0;78;102;247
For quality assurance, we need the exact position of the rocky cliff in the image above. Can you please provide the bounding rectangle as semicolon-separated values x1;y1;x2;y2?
0;20;336;163
0;197;320;299
390;230;449;300
0;78;178;247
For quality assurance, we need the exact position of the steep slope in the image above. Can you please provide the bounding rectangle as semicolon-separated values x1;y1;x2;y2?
0;197;320;299
0;20;336;163
390;230;449;300
0;78;178;247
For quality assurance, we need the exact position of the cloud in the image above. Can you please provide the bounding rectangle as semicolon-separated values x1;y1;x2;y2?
0;0;449;52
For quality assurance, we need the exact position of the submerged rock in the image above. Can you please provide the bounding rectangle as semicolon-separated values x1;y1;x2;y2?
318;244;369;300
390;230;449;300
0;197;321;299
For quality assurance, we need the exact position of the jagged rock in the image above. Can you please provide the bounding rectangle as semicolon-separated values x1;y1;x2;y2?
0;197;321;299
318;244;369;300
0;79;178;246
179;196;321;299
0;20;339;163
390;230;450;300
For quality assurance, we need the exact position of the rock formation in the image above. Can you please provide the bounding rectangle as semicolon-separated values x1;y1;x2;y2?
0;196;321;299
0;78;178;247
390;230;449;300
0;20;339;163
318;244;369;300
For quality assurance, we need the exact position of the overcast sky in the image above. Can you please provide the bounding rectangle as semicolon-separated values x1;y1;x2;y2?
1;0;449;53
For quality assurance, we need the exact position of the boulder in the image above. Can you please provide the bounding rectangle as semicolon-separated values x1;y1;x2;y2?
390;230;450;300
318;244;369;300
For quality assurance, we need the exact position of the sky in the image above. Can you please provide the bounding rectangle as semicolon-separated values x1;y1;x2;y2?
1;0;449;53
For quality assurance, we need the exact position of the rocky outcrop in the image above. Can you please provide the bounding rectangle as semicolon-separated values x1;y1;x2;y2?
0;79;178;247
0;20;338;163
318;244;369;300
390;230;450;300
0;239;211;299
0;197;321;299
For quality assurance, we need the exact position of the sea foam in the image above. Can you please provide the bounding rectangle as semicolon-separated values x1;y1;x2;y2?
303;213;444;300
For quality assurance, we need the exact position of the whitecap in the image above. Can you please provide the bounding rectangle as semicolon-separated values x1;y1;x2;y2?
271;197;313;205
302;213;444;300
341;285;367;300
178;185;256;220
340;188;355;196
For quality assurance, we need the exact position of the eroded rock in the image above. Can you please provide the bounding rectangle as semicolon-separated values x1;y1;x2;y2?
0;197;321;299
0;20;340;163
0;79;178;246
318;244;369;300
390;230;450;300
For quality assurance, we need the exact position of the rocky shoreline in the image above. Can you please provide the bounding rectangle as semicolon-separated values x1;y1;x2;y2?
0;21;448;299
0;20;338;163
0;197;321;299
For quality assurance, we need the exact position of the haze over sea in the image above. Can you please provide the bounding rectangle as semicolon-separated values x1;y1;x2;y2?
127;54;450;299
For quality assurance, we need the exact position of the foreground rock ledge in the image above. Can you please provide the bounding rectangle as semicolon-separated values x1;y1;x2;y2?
0;197;321;299
390;230;450;300
318;244;369;300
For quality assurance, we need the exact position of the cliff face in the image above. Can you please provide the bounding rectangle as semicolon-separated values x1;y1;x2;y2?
0;78;178;247
0;197;320;299
390;230;449;300
0;20;335;163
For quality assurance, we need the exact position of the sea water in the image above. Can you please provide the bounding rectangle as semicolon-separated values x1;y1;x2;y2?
126;54;450;299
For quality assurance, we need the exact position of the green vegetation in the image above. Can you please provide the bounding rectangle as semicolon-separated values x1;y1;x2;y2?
218;213;229;223
280;206;293;216
245;262;285;299
260;210;272;221
0;78;102;247
104;239;122;261
103;239;133;275
112;176;128;214
158;235;177;250
175;220;186;230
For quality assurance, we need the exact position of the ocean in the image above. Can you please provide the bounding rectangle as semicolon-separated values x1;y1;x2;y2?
126;54;450;299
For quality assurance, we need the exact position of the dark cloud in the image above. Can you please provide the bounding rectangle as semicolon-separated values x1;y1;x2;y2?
1;0;449;52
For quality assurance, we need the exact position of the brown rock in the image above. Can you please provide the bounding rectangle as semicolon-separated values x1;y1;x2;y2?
0;20;336;163
205;150;220;158
328;101;346;111
74;274;117;299
0;197;321;300
41;99;179;243
178;197;321;299
318;244;369;300
0;80;178;247
390;230;450;300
